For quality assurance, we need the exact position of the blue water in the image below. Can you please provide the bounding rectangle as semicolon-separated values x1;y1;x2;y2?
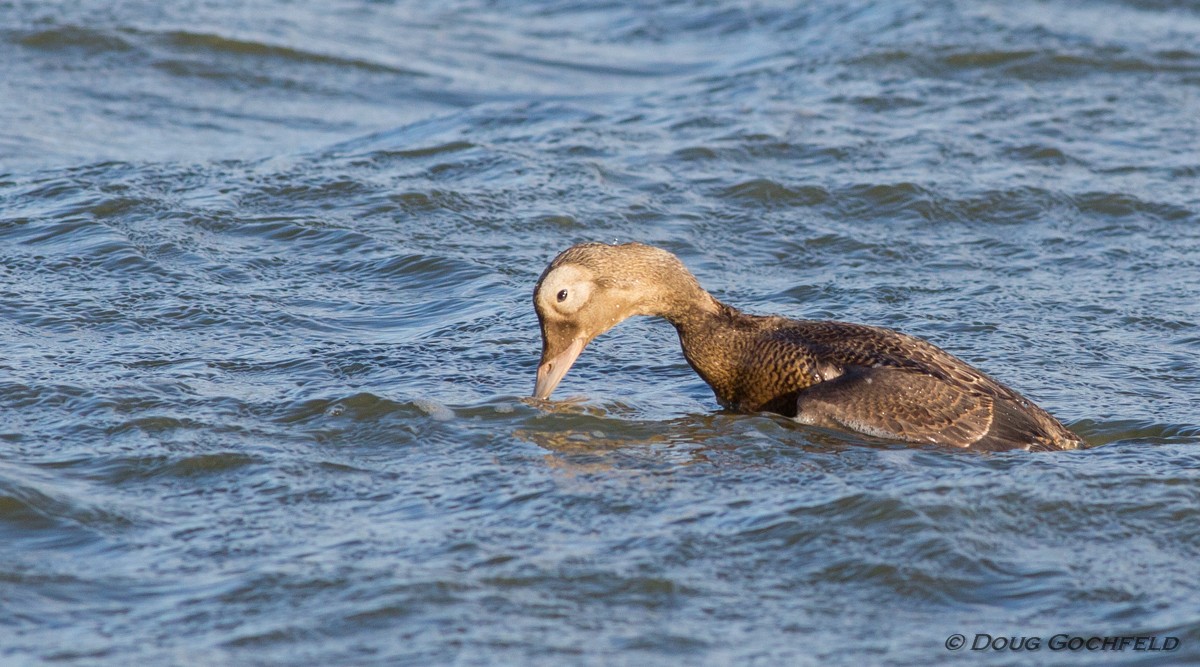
2;1;1199;665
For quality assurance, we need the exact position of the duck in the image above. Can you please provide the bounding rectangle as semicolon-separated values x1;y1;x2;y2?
532;242;1083;451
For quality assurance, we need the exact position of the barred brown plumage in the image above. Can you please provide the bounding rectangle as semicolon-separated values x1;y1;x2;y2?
532;242;1082;451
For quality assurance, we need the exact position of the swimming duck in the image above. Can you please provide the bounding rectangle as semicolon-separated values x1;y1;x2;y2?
532;242;1082;451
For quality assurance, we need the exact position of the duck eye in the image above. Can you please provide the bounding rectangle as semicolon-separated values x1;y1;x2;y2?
556;289;569;303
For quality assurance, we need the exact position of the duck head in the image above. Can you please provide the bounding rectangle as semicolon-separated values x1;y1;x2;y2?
531;242;712;400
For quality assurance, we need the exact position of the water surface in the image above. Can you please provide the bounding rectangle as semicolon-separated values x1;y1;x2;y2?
2;1;1199;665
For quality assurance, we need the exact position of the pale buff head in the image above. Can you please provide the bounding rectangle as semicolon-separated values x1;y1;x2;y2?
531;242;707;399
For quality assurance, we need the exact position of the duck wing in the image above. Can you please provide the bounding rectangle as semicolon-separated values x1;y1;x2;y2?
781;320;1023;399
792;365;1073;451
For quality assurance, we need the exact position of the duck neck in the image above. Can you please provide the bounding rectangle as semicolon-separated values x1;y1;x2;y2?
650;284;744;409
658;287;721;328
631;261;721;326
613;256;743;406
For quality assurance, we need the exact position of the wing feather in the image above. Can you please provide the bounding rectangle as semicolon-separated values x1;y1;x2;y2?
793;366;1046;449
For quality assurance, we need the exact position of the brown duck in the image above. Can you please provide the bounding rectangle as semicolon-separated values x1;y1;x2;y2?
532;242;1082;451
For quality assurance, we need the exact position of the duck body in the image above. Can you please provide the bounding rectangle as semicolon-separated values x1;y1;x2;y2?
533;242;1082;452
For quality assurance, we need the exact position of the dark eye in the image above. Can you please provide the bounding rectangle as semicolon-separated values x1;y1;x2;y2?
556;289;569;303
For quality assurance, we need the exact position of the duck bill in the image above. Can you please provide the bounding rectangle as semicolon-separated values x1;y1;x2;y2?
533;337;586;400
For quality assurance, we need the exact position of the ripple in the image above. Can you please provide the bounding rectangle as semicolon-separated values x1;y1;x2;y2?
855;47;1200;81
1004;143;1082;166
276;393;433;425
152;29;429;77
718;179;830;207
1072;419;1200;447
1072;191;1195;222
313;252;490;287
0;471;136;541
95;452;265;483
15;25;136;54
362;140;476;162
